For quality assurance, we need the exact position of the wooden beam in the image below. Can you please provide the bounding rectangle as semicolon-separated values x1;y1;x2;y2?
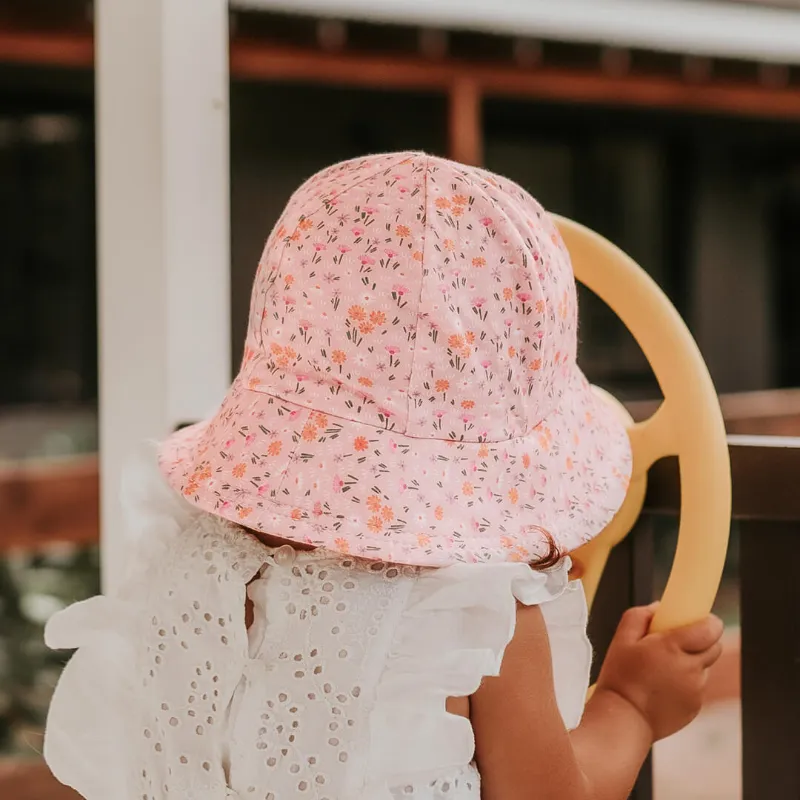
2;28;800;121
230;41;800;121
0;457;99;551
448;78;483;165
0;30;92;68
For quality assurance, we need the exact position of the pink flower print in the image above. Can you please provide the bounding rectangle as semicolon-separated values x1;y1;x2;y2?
338;244;351;254
363;206;377;214
398;185;408;193
360;255;375;266
481;359;492;369
386;345;400;355
480;217;493;227
352;226;364;237
399;480;407;492
313;242;327;252
385;249;397;258
224;438;235;448
516;292;532;302
473;297;486;308
461;414;474;424
505;319;513;327
289;410;301;420
393;284;409;296
333;475;344;493
284;296;296;305
257;483;270;496
245;434;255;446
312;501;324;517
299;319;312;331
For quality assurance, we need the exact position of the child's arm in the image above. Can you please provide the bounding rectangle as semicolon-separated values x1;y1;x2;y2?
471;603;723;800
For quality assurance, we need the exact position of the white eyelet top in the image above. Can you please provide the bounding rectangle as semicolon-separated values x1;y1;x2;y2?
43;454;592;799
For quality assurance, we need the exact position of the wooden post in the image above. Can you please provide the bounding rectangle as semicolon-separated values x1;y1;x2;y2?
740;519;800;798
94;0;231;589
449;78;483;166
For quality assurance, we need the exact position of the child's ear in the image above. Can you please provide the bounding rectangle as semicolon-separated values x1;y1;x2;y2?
568;559;585;580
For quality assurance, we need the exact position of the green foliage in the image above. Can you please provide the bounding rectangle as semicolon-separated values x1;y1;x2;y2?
0;546;100;757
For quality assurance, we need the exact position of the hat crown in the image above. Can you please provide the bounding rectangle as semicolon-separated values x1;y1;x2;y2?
242;152;578;443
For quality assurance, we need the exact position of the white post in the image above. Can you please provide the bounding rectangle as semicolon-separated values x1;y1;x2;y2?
95;0;231;590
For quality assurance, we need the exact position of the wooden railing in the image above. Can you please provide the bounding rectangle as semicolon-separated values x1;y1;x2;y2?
589;435;800;799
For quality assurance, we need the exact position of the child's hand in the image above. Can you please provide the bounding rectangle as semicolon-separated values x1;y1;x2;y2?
595;604;724;742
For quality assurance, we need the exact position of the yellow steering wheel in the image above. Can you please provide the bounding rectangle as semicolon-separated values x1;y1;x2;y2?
553;215;731;633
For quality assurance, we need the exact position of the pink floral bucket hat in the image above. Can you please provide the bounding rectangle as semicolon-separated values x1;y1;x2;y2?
159;152;631;567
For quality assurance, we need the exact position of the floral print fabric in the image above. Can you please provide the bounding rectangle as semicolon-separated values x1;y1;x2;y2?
159;152;631;566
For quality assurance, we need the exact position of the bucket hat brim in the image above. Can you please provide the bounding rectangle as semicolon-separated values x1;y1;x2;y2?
159;362;631;567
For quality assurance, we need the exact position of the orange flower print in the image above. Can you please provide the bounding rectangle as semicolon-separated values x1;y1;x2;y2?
472;256;486;268
412;250;424;262
535;299;546;314
417;533;432;546
566;457;574;470
248;377;262;390
267;440;282;456
232;463;246;479
381;505;394;522
358;322;375;335
528;359;542;372
508;488;519;504
366;495;382;512
435;379;450;393
369;310;386;326
434;506;444;521
522;453;531;469
443;239;455;251
508;346;516;358
331;349;347;365
452;194;468;206
290;508;303;521
462;482;474;496
367;516;384;533
311;412;329;429
500;535;514;549
465;331;476;344
275;225;286;239
395;224;411;238
301;423;318;442
435;196;451;209
503;287;513;301
184;482;198;496
448;334;464;350
358;376;373;387
461;400;475;410
238;506;253;519
452;206;464;218
348;305;366;321
297;217;314;231
478;444;489;458
284;274;295;286
334;537;350;553
354;436;369;452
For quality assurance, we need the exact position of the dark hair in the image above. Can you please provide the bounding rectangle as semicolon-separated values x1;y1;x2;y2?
526;526;564;571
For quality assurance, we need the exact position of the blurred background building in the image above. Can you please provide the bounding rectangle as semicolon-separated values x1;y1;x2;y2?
2;0;800;797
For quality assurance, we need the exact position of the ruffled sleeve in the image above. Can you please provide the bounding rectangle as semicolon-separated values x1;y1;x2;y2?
362;559;572;796
42;447;269;799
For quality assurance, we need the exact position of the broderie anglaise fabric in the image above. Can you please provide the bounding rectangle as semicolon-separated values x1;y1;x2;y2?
44;465;590;800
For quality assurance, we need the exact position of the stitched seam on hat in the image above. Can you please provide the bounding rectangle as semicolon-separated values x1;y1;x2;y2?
402;154;431;436
254;152;422;353
237;377;550;446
